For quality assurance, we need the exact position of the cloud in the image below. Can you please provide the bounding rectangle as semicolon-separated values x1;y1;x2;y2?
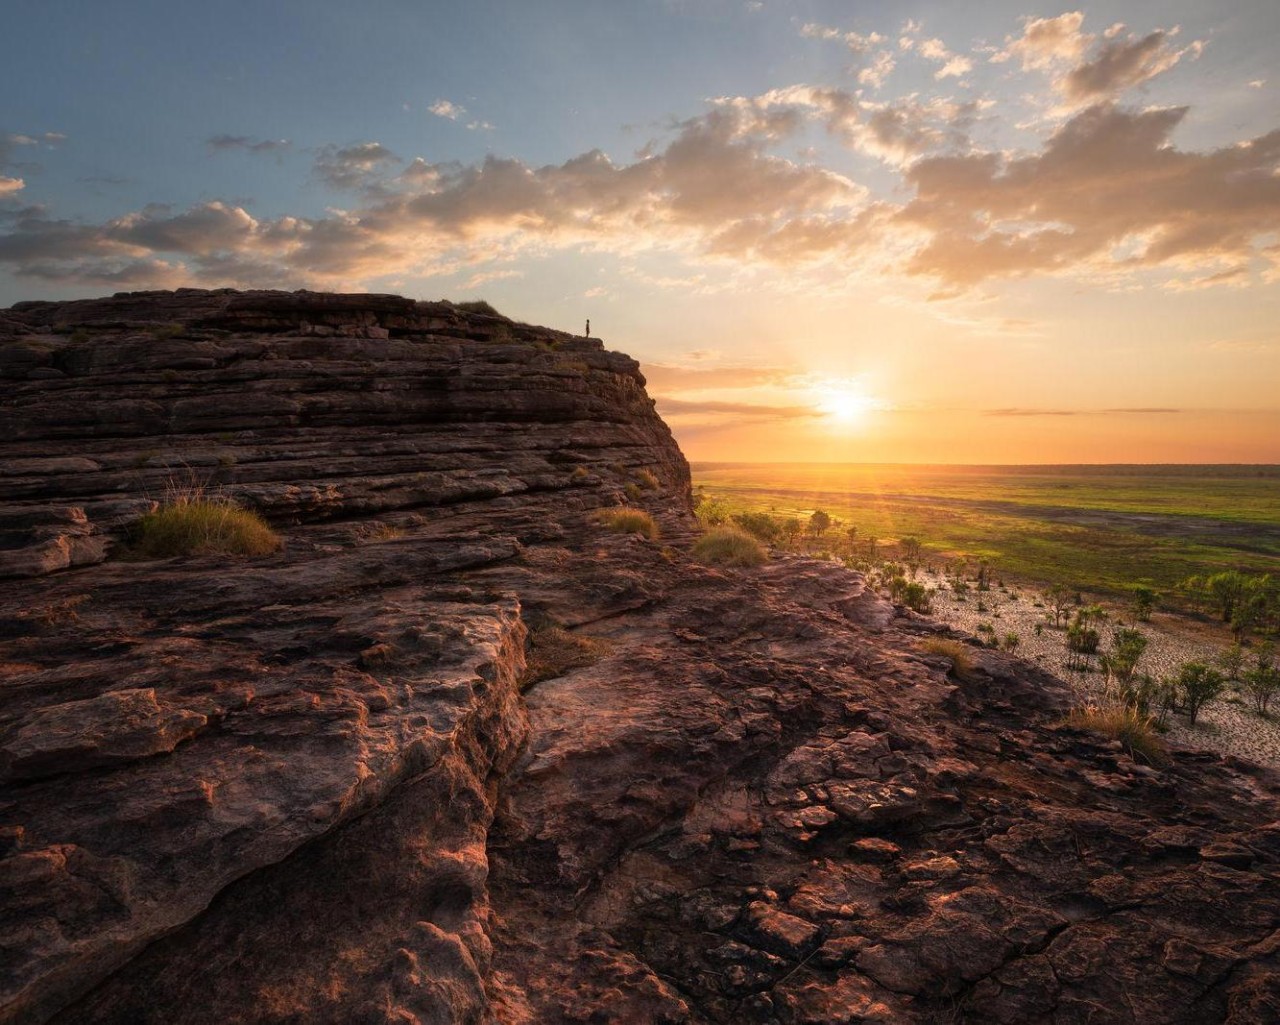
0;177;24;196
1060;28;1201;105
0;107;869;287
641;363;793;391
900;103;1280;287
993;13;1200;108
858;51;896;89
207;134;292;154
720;85;981;166
654;396;817;419
992;12;1089;70
917;38;973;80
985;406;1181;417
313;141;400;190
429;99;466;120
799;23;883;53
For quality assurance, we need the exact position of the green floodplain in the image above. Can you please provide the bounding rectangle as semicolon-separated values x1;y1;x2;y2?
690;463;1280;601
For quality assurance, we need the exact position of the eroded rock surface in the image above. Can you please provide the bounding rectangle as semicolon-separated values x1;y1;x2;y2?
1;291;1276;1025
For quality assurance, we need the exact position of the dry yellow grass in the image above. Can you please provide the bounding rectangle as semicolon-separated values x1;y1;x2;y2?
920;637;976;677
131;498;280;558
1065;703;1169;765
596;507;659;539
692;526;767;567
520;626;608;690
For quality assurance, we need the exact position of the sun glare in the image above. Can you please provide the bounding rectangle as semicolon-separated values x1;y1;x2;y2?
814;382;882;426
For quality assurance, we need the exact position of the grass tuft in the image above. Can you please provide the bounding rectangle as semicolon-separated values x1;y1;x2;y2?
920;637;975;677
1065;703;1169;765
130;497;280;558
596;507;659;539
520;626;609;690
692;526;768;567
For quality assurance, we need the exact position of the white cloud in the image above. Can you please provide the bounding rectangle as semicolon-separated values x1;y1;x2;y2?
858;51;896;89
429;99;466;120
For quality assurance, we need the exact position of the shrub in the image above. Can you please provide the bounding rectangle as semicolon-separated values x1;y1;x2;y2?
624;482;644;502
456;299;502;316
1101;628;1148;685
694;492;731;527
692;526;767;567
570;465;589;481
920;638;974;677
808;509;831;536
1241;665;1280;717
634;468;660;490
1216;643;1246;680
596;507;659;539
902;581;932;613
732;511;784;545
1065;704;1168;765
1132;585;1158;622
1174;661;1226;725
1002;632;1020;652
131;498;280;558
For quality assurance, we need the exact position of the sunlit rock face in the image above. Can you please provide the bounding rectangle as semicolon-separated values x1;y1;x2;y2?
1;291;1278;1025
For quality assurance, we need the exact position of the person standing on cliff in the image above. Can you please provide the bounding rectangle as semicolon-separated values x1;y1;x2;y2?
585;318;590;337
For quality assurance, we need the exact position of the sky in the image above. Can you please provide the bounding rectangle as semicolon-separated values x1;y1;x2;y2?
2;1;1279;464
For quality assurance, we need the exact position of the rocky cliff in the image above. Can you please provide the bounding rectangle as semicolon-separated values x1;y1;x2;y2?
0;290;1277;1025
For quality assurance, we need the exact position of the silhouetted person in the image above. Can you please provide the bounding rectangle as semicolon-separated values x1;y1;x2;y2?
585;318;590;337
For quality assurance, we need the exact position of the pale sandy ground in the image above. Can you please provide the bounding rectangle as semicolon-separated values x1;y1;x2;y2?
914;568;1280;769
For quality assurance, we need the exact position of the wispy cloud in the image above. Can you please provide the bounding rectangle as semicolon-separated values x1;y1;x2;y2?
985;407;1182;417
654;396;818;419
207;134;292;155
312;141;399;190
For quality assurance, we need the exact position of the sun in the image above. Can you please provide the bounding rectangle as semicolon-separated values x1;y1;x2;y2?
814;382;882;426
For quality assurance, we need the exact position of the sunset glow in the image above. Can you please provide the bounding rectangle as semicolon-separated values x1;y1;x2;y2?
815;383;884;427
2;2;1278;463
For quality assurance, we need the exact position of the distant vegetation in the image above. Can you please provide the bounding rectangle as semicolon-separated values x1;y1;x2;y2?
694;466;1280;750
130;497;280;558
691;464;1280;612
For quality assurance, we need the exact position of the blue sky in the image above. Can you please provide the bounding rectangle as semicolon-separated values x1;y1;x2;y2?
3;2;1279;461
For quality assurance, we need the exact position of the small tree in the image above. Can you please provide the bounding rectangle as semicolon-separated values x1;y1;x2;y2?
1047;585;1074;628
1002;631;1020;652
1101;628;1148;687
1175;662;1226;726
1216;643;1246;681
1241;665;1280;717
1131;585;1158;622
1205;571;1248;623
900;536;923;577
808;509;832;537
782;517;803;545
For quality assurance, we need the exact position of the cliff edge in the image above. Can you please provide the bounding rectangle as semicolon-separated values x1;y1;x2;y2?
0;291;1276;1025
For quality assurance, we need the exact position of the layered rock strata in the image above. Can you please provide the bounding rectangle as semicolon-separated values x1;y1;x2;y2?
0;291;1276;1025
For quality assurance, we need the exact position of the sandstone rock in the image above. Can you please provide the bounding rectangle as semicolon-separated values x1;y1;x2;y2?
0;289;1276;1025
